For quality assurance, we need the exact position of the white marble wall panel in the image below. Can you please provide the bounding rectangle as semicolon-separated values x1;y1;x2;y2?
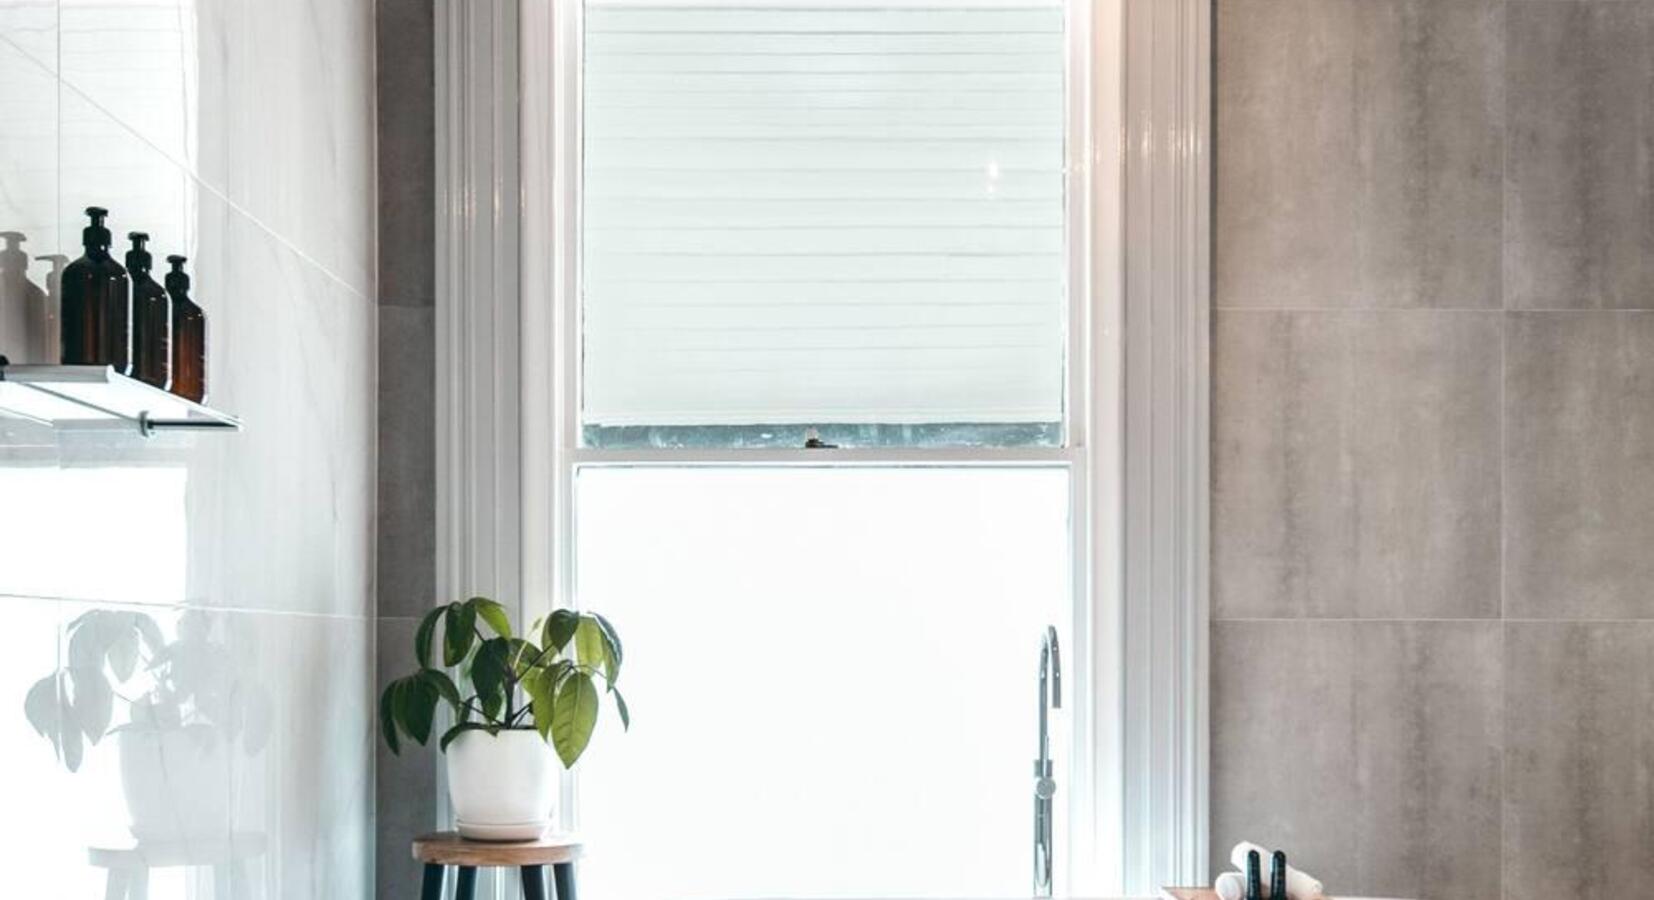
0;0;377;893
57;0;374;297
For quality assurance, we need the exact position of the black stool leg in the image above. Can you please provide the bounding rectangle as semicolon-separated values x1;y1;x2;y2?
521;865;548;900
454;865;478;900
419;864;445;900
552;862;577;900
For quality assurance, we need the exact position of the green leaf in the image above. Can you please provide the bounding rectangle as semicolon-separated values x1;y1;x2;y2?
400;675;439;744
551;674;600;767
542;609;580;654
414;606;444;668
525;668;558;739
574;617;607;670
613;687;630;731
593;612;624;666
470;638;511;720
419;668;463;712
443;603;477;667
469;597;513;639
380;681;402;755
507;638;542;677
439;721;498;753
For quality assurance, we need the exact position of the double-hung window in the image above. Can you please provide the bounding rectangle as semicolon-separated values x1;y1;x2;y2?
545;1;1113;896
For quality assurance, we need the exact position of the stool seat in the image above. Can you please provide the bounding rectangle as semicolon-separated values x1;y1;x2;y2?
412;832;582;866
411;832;580;900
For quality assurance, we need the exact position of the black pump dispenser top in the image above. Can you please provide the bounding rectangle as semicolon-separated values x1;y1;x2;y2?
165;254;189;294
126;232;153;272
82;207;112;251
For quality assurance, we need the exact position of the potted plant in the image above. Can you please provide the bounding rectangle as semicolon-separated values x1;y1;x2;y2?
380;597;628;841
23;609;271;841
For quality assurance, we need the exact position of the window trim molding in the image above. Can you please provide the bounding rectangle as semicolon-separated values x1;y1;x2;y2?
1117;0;1211;891
437;0;1211;892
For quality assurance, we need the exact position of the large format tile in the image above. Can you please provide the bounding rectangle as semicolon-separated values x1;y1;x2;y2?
1506;2;1654;310
1505;622;1654;900
58;0;375;298
1505;312;1654;619
0;35;58;366
1216;0;1358;309
1211;620;1503;900
0;597;80;896
34;89;377;617
376;616;440;900
0;0;55;71
1213;310;1502;618
377;0;435;308
378;306;436;619
232;610;374;899
1215;0;1503;310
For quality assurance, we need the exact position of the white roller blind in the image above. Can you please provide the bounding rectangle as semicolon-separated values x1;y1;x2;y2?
581;0;1067;427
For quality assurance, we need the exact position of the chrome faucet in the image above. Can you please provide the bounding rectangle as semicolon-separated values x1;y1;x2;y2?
1034;626;1062;898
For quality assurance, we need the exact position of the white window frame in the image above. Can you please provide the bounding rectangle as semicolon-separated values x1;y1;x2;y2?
437;0;1207;894
546;4;1113;892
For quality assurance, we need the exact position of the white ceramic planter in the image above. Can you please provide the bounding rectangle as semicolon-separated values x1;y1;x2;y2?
119;728;230;841
446;729;561;841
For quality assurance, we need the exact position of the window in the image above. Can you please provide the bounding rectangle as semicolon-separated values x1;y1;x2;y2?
549;1;1100;897
573;467;1071;898
578;0;1068;448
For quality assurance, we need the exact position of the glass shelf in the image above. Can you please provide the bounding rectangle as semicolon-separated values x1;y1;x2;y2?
0;364;241;435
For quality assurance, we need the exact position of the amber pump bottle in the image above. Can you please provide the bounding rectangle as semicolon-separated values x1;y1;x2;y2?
165;255;205;402
61;207;131;372
125;233;171;389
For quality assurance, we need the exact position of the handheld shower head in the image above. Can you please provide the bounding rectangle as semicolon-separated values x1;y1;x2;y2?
1042;626;1062;709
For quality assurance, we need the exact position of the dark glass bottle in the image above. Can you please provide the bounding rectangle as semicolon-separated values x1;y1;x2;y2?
125;232;171;389
61;207;131;372
165;255;205;402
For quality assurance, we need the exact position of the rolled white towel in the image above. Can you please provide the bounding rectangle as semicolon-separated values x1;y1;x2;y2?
1213;870;1246;900
1229;841;1325;900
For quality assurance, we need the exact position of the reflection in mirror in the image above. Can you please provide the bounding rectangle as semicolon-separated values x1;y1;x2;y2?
14;606;271;898
0;230;54;363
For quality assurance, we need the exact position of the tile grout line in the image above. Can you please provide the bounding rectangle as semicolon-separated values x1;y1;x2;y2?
1499;2;1509;894
0;30;374;307
3;593;375;621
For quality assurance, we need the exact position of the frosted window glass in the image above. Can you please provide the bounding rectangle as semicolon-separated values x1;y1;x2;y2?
580;1;1067;438
573;466;1071;899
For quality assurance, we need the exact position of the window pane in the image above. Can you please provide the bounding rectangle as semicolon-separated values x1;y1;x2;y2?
580;1;1068;446
573;466;1071;899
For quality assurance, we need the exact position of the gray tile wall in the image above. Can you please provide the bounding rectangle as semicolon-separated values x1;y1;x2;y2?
375;2;439;898
1215;2;1654;898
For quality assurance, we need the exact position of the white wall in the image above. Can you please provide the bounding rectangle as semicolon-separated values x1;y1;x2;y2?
0;0;377;895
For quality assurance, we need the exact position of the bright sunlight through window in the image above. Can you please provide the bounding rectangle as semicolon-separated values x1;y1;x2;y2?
572;467;1071;899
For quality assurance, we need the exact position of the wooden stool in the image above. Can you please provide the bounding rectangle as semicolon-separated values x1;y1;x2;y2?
412;832;580;900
